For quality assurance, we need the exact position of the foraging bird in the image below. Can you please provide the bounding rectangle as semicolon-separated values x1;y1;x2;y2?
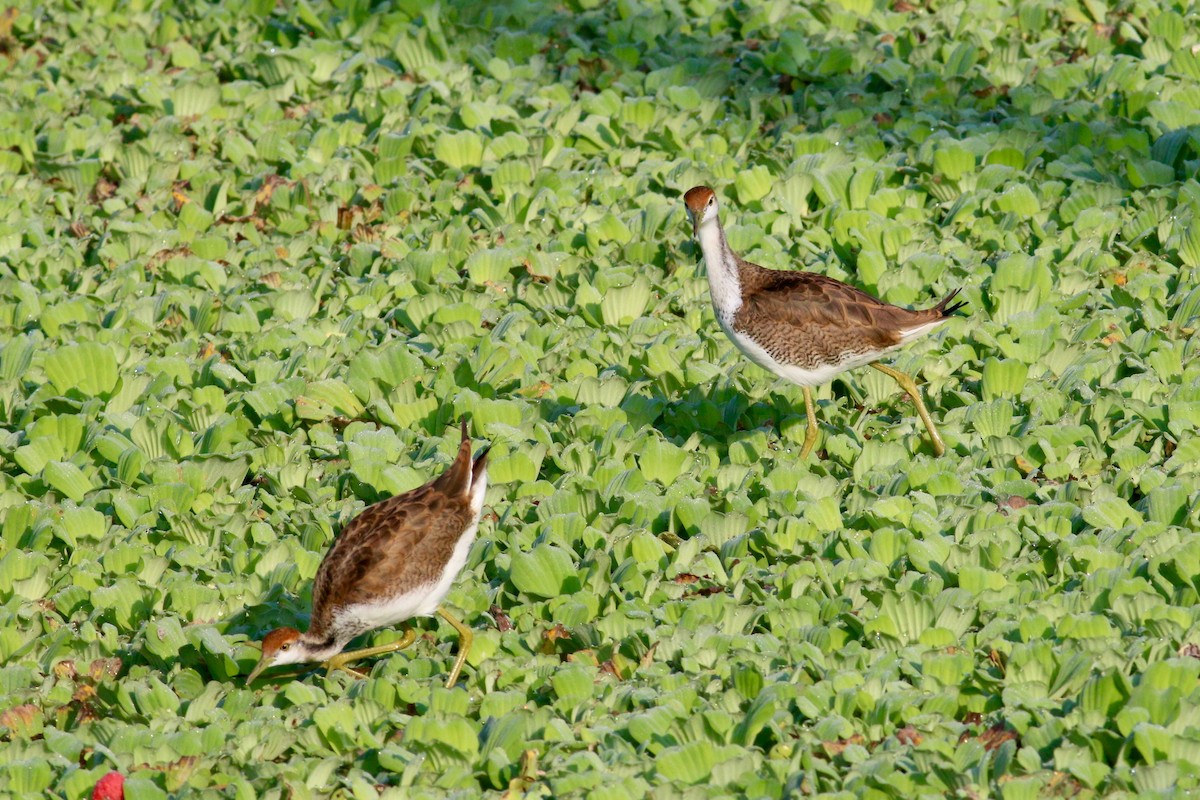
683;185;965;458
247;420;489;688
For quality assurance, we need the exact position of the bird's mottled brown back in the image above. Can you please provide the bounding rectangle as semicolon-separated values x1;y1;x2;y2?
733;259;951;368
306;423;479;640
307;483;474;638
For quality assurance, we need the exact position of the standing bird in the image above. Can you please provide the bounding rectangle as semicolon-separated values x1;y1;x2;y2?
247;420;489;688
683;185;965;459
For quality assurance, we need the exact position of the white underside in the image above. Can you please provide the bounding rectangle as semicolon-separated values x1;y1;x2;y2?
719;321;871;386
332;465;488;632
896;318;947;343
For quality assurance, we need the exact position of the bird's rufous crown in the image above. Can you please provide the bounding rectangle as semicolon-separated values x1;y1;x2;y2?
259;626;301;656
683;186;717;216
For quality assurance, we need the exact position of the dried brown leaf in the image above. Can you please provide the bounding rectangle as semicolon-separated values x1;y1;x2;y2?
89;657;121;682
490;604;513;632
544;623;570;643
822;734;864;757
0;704;39;731
171;183;191;212
979;724;1018;751
997;495;1030;514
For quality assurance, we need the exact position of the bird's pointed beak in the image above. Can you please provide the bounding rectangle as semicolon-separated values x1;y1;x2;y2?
246;657;271;684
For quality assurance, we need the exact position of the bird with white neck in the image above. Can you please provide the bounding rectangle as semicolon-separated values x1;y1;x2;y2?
683;185;965;459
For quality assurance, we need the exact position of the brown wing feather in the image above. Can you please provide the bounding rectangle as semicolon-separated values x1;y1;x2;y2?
431;418;474;498
308;485;473;637
307;422;478;638
735;261;955;366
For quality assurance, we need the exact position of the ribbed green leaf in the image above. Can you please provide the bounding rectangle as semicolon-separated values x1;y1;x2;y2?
434;130;484;170
509;545;579;598
43;461;94;501
42;343;118;397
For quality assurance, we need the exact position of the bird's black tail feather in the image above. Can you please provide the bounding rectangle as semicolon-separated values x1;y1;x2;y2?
935;288;967;316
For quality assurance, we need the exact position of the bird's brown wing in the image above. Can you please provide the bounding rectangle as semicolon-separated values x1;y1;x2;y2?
308;485;472;637
735;264;950;365
308;422;480;636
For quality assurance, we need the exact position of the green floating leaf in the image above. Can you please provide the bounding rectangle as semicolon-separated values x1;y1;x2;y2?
42;342;119;397
296;379;365;421
995;184;1039;216
1082;497;1142;530
509;544;579;599
778;173;814;216
4;759;52;794
375;155;406;184
968;399;1015;439
170;81;220;117
14;437;64;476
638;438;690;484
43;461;94;502
313;702;364;753
405;715;479;759
815;46;853;76
465;248;514;283
39;159;102;193
981;358;1029;400
0;335;34;380
142;616;190;667
272;290;317;322
656;740;719;784
588;214;632;249
1177;226;1200;270
1150;10;1185;48
435;130;484;170
804;496;842;533
600;277;651;326
1127;159;1175;188
489;445;543;484
871;594;933;645
551;664;596;708
731;663;763;702
1079;670;1130;719
1143;482;1190;525
60;508;106;541
933;143;975;181
735;166;773;205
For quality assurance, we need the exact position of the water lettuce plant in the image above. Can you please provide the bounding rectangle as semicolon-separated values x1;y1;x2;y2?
2;0;1200;797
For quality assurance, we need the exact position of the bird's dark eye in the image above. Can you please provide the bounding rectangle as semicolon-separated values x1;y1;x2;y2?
707;197;714;206
280;643;290;651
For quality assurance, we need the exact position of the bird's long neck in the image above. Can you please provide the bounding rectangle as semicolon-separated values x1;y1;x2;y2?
296;630;345;662
695;214;743;323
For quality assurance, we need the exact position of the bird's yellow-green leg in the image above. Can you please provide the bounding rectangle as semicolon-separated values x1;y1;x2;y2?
799;386;820;460
323;628;416;679
438;608;473;689
870;362;946;456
